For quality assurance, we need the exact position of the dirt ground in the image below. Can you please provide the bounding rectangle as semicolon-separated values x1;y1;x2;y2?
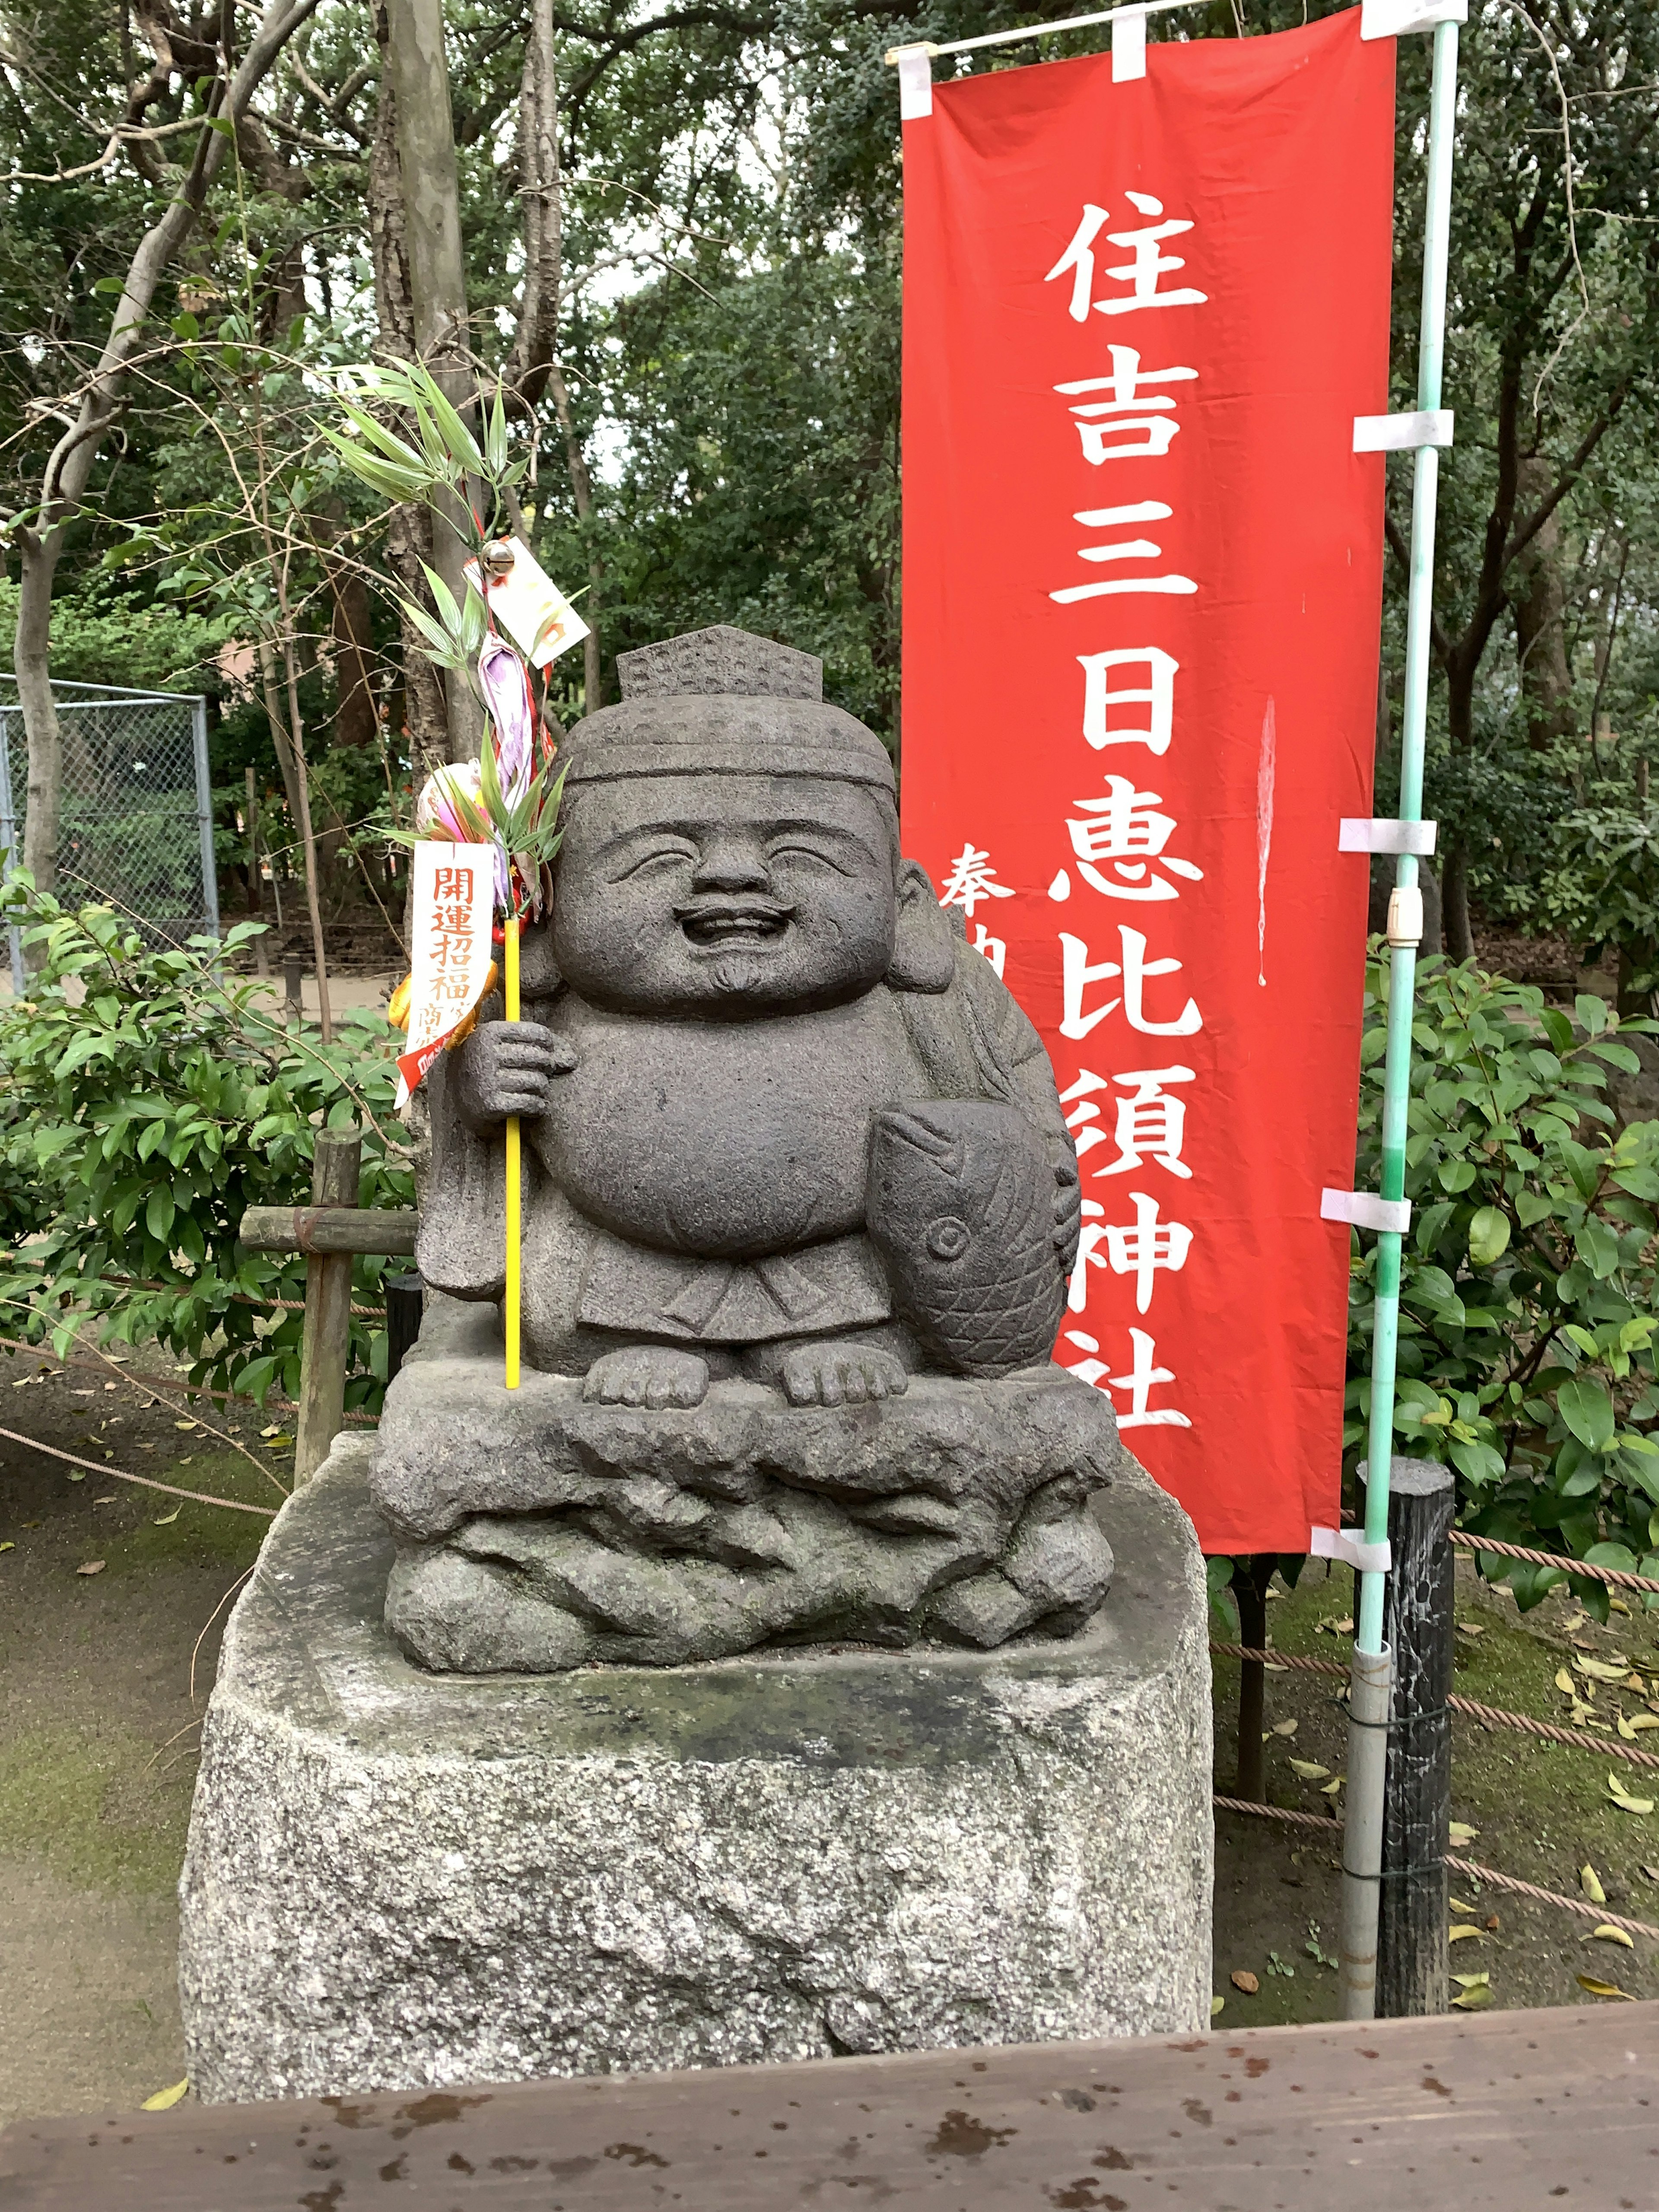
4;1347;1659;2123
0;1349;281;2123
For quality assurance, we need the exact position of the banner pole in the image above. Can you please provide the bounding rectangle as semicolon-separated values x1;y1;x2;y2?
504;913;522;1391
1342;10;1461;2023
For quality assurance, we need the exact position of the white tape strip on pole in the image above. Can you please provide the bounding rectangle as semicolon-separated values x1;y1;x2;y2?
1311;1526;1393;1575
1112;6;1147;79
1360;0;1466;36
1321;1189;1412;1236
1354;409;1454;452
1338;817;1438;855
896;46;934;118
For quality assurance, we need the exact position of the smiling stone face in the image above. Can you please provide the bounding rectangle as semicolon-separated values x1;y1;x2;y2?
551;771;900;1018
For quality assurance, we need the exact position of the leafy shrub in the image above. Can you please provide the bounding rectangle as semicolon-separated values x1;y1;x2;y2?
1347;952;1659;1616
1537;805;1659;1006
0;879;413;1412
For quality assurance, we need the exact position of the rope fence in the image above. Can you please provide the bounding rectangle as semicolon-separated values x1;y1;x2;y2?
1448;1529;1659;1597
1211;1643;1659;1772
1213;1796;1659;1942
0;1333;378;1426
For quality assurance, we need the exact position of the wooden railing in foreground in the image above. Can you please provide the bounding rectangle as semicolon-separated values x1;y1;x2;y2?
2;2003;1654;2210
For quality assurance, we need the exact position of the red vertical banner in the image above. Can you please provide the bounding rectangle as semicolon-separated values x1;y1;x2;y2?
900;10;1395;1553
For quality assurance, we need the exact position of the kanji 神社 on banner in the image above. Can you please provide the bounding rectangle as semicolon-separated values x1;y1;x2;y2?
899;9;1395;1552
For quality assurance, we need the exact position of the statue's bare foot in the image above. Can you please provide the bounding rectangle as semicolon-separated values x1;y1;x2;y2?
582;1347;710;1409
779;1341;909;1408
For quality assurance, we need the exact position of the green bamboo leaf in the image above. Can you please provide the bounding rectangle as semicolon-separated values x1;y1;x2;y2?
485;384;508;476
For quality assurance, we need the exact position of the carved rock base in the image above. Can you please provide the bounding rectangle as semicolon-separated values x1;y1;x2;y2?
372;1297;1121;1670
178;1433;1212;2101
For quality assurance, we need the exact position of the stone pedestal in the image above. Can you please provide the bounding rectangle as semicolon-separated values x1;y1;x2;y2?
179;1437;1212;2103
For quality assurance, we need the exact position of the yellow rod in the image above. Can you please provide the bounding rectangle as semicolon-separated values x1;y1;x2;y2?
504;912;521;1390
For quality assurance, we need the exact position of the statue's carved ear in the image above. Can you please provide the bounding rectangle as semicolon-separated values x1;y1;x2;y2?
887;858;958;994
518;912;564;1001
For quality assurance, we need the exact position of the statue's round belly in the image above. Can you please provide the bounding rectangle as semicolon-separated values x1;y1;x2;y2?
537;1003;918;1260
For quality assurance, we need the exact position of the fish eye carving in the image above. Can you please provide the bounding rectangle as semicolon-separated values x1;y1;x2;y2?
925;1215;972;1262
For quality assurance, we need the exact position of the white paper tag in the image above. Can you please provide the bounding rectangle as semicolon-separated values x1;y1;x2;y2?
463;540;590;669
396;840;497;1108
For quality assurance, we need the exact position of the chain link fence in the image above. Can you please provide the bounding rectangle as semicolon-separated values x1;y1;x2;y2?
0;680;219;990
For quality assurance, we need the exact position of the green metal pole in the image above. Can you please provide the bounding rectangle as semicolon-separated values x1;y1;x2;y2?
1341;11;1461;2025
1358;11;1459;1661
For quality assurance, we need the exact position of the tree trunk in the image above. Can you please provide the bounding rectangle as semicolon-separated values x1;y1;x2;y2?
1511;456;1575;753
383;0;482;764
9;0;322;906
368;7;450;784
14;532;64;904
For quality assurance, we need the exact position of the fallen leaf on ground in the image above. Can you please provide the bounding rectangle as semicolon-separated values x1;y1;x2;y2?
1607;1773;1655;1814
1270;1718;1298;1737
1577;1656;1636;1682
265;1435;293;1449
75;1560;105;1576
1576;1974;1637;2001
1448;1925;1484;1943
140;2079;189;2111
1484;1914;1500;1931
1582;1864;1607;1903
1555;1669;1578;1696
1210;1995;1224;2017
1449;1821;1478;1845
1230;1970;1259;1994
1451;1982;1494;2010
0;1541;13;1554
260;1423;282;1439
1319;1776;1344;1795
1456;1621;1487;1638
152;1506;181;1526
1585;1924;1635;1948
1640;1865;1659;1883
1288;1759;1331;1781
1618;1712;1659;1738
1450;1971;1489;1989
173;1420;198;1433
1571;1705;1609;1728
1450;1895;1478;1913
1318;1617;1356;1635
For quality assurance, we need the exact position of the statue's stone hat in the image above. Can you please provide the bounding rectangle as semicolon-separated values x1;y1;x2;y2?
562;625;895;794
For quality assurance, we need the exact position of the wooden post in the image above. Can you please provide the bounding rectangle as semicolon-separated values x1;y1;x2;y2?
1233;1554;1277;1802
284;956;302;1027
1368;1455;1455;2017
295;1127;362;1483
386;1273;424;1384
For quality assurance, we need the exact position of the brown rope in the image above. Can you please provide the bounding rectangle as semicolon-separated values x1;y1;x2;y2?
1211;1643;1659;1771
1445;1856;1659;1944
0;1424;279;1517
0;1335;377;1426
1213;1792;1342;1830
1210;1641;1348;1677
1211;1799;1659;1941
1449;1529;1659;1596
1448;1693;1659;1769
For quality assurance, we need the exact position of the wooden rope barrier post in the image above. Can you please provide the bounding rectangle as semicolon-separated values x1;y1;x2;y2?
294;1127;361;1481
1367;1456;1456;2019
385;1273;425;1386
238;1194;424;1476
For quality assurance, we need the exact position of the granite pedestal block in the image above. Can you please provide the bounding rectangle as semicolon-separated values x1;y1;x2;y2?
178;1435;1212;2103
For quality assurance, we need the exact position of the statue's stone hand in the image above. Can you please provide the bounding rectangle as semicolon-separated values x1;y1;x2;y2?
582;1347;710;1409
453;1020;574;1131
779;1341;909;1409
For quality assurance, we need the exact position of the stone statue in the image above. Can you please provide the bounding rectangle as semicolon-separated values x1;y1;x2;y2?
372;626;1126;1669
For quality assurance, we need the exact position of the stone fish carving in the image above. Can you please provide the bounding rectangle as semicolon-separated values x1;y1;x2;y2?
374;625;1125;1670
